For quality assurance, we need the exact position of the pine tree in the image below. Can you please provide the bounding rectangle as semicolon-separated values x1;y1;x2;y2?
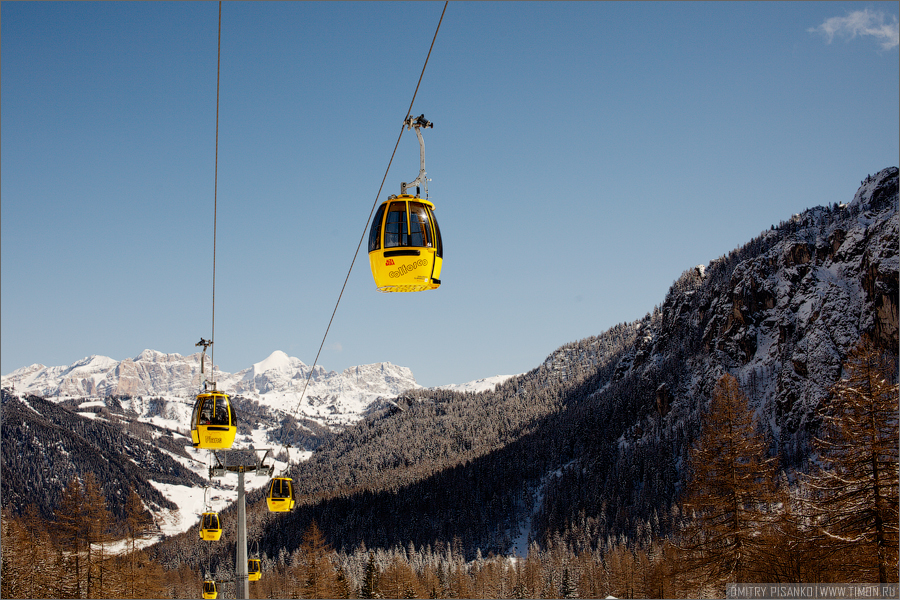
334;565;352;599
677;373;778;594
801;339;899;583
360;551;380;599
562;564;579;598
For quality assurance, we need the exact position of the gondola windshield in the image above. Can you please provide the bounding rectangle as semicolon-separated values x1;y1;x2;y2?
248;558;261;581
199;511;222;541
368;196;442;292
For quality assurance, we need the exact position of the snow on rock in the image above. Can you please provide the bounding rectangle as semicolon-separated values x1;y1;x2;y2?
437;374;518;394
2;350;423;430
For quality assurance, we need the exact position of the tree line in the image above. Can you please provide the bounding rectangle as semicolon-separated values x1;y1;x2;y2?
1;474;165;599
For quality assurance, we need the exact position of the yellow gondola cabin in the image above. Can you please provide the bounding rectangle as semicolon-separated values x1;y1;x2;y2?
190;390;237;450
266;477;295;512
199;512;222;541
248;558;261;581
368;195;442;292
202;580;217;599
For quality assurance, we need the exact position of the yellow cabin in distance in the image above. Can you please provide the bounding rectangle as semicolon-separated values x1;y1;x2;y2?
248;559;261;581
199;512;222;541
368;194;442;293
202;581;217;599
190;390;237;450
266;477;296;513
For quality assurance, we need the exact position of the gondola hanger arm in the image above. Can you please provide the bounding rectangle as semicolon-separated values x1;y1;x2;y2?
401;114;433;197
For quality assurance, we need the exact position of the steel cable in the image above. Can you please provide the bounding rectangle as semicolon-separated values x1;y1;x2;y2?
280;1;449;469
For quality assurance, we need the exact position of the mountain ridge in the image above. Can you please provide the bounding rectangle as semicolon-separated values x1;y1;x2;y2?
2;350;422;426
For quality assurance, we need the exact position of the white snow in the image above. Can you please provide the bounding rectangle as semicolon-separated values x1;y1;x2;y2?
78;400;105;409
436;374;518;394
251;350;299;375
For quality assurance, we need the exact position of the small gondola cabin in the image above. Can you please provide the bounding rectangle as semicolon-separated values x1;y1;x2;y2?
199;512;222;541
248;558;261;582
266;477;296;512
190;390;237;450
202;580;217;599
368;195;442;292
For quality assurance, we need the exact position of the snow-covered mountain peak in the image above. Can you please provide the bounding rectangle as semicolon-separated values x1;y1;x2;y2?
132;348;185;363
251;350;303;375
850;166;898;210
69;354;118;371
2;351;423;428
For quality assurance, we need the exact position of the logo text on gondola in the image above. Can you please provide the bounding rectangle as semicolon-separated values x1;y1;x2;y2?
204;435;222;445
389;258;428;278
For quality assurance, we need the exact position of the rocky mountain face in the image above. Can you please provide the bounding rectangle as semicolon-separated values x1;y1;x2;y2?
644;167;898;449
2;350;420;428
536;166;898;547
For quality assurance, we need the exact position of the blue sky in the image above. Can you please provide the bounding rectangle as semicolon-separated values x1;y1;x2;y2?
2;1;898;387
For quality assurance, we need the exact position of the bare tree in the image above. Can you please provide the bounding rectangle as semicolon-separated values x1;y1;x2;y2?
801;339;899;583
300;520;338;598
677;373;778;596
55;476;86;598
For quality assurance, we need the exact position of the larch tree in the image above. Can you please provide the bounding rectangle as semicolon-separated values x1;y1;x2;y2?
801;338;899;583
380;555;422;599
299;520;338;598
1;508;28;599
81;471;113;599
123;485;163;598
55;475;86;598
677;373;778;595
1;504;57;599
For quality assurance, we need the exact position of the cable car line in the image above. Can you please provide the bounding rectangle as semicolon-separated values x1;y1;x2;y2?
189;0;238;453
279;0;448;444
210;0;222;378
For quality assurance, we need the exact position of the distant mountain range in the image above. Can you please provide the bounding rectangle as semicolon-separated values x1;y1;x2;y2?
1;348;511;539
2;350;422;428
